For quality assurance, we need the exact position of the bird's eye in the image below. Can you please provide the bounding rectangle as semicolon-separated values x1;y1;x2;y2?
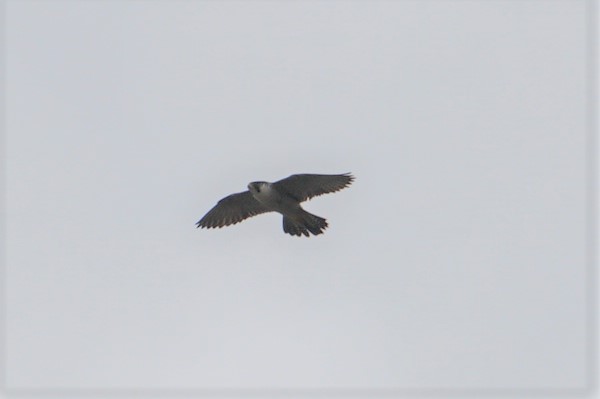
256;186;261;193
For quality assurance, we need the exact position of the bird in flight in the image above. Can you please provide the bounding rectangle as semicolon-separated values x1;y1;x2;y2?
196;173;354;237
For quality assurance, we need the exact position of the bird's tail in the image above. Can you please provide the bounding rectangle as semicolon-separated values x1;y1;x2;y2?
282;210;328;237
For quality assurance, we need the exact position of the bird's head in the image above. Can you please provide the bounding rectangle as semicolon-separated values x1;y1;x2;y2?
247;181;269;194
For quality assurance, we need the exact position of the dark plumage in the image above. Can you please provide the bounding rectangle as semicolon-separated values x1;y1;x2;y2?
196;173;354;237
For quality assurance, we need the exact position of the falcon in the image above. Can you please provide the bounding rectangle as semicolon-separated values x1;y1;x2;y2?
196;173;354;237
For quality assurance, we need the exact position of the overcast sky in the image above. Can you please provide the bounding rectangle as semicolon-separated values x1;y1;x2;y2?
5;0;589;392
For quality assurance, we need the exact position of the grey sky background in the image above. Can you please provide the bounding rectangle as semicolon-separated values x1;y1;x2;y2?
5;0;589;392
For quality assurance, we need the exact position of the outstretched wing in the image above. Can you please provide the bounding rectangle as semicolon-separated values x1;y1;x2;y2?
196;191;271;229
273;173;354;202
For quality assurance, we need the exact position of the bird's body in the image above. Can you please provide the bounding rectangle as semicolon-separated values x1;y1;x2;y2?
247;182;288;212
196;173;354;237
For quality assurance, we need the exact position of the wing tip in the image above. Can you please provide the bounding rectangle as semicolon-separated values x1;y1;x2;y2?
341;172;355;187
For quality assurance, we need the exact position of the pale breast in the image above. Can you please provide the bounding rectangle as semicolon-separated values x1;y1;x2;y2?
253;184;277;205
